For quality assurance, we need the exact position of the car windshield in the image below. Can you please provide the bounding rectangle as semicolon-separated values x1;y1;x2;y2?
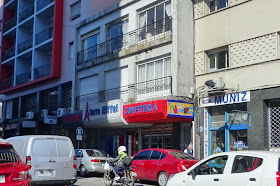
169;151;197;160
86;150;108;157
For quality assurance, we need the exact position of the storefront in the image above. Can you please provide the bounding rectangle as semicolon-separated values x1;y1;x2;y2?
123;100;194;151
200;91;250;158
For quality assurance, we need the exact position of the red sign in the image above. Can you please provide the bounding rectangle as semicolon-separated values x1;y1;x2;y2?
123;100;193;124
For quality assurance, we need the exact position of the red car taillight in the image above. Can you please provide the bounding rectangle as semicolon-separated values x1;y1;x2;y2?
91;159;101;162
26;156;31;169
176;161;187;172
276;172;280;186
73;156;77;169
13;167;29;182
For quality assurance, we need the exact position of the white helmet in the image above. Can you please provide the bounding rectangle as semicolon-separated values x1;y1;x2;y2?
117;146;127;154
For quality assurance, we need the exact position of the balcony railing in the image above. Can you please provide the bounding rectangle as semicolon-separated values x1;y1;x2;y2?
4;0;13;5
3;16;17;32
18;36;33;54
19;4;34;23
76;76;172;110
16;71;31;85
0;77;14;90
3;46;15;61
35;27;53;45
37;0;54;11
77;17;172;65
34;63;51;80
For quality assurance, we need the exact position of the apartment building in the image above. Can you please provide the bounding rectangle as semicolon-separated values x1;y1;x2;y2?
194;0;280;158
0;0;120;139
74;0;194;156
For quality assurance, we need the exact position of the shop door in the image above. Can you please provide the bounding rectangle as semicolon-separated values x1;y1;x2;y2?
210;130;226;154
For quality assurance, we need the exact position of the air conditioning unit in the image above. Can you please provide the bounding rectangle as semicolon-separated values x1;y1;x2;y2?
57;108;66;117
26;112;34;119
41;109;48;117
67;107;72;114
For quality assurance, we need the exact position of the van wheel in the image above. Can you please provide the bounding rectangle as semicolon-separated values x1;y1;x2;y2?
157;172;168;186
80;165;88;177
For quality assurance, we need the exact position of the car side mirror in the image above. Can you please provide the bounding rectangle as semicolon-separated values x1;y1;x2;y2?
190;168;198;180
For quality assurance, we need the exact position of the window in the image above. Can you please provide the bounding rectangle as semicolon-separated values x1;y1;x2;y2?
69;42;74;60
138;56;171;96
209;0;228;12
82;31;100;62
32;140;57;158
232;156;263;173
139;0;172;40
134;150;152;160
194;155;228;175
208;49;229;71
71;1;81;20
21;93;37;117
169;151;197;160
40;88;58;114
150;151;162;160
57;140;71;157
108;19;129;52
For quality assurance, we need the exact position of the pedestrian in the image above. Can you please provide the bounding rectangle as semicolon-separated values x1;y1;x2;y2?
184;143;193;156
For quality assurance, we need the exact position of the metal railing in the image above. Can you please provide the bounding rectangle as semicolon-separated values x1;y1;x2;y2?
18;36;33;54
3;46;15;61
37;0;54;11
34;63;51;80
35;27;53;45
76;76;172;109
4;0;13;5
16;71;31;85
77;17;172;65
0;77;14;90
19;3;34;23
3;16;17;32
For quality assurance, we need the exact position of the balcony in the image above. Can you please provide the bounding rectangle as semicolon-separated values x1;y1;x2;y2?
76;76;172;109
18;37;33;54
0;77;14;90
3;16;17;33
3;46;15;61
16;71;31;85
37;0;54;11
34;63;51;80
77;17;172;66
19;4;34;23
35;27;53;45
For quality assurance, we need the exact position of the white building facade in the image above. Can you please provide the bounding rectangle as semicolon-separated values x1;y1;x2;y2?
194;0;280;159
74;0;195;156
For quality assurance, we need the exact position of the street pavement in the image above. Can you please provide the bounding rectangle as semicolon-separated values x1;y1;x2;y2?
73;174;157;186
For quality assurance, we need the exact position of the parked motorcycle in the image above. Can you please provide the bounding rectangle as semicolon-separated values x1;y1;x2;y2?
103;161;137;186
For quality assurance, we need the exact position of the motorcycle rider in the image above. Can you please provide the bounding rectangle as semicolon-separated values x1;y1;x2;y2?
112;145;128;181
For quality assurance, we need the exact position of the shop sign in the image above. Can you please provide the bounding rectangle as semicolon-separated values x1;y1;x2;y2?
152;127;162;133
200;91;250;107
124;103;158;115
5;123;18;130
62;112;82;123
83;100;122;125
142;128;150;134
204;108;209;158
163;126;173;133
22;121;36;128
167;100;194;119
44;115;57;125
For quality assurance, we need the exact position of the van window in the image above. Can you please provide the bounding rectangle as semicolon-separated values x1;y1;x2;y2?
232;155;263;173
32;140;57;157
57;140;72;157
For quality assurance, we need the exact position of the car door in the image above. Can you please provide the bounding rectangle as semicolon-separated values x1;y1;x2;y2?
222;155;264;186
145;150;166;181
132;150;152;179
31;138;59;181
187;155;229;186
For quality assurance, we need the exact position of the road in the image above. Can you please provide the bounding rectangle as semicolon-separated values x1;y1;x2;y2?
73;174;157;186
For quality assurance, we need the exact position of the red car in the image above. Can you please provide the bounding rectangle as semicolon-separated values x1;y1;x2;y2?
0;140;30;186
131;148;199;186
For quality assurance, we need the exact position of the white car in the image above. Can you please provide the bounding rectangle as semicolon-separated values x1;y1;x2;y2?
167;151;280;186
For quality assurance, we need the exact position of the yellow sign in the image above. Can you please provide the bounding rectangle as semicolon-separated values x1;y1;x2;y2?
167;100;194;118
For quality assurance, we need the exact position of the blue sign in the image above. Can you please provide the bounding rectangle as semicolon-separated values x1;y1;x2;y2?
76;127;84;135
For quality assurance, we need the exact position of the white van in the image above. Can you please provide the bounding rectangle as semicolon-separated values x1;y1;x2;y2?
6;135;77;185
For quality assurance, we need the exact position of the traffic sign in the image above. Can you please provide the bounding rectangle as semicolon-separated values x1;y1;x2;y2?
76;135;83;141
76;127;83;135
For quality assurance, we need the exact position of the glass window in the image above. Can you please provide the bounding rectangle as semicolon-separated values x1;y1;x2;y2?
229;130;248;151
209;0;228;12
196;155;228;175
82;33;100;61
232;155;263;173
150;151;162;160
210;106;225;128
108;19;129;52
211;130;225;153
134;150;152;160
169;151;196;160
57;140;71;157
208;50;229;71
0;148;20;163
71;1;81;20
94;150;108;157
69;42;74;60
32;140;57;158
